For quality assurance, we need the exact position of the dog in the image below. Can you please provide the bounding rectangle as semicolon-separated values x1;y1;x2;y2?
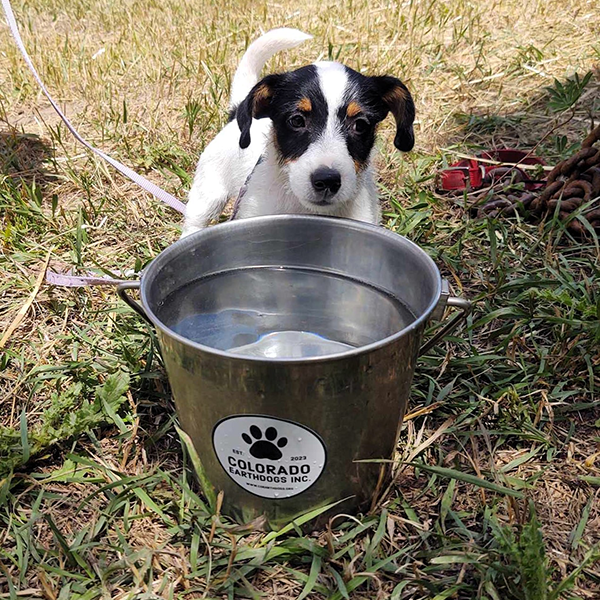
182;28;415;237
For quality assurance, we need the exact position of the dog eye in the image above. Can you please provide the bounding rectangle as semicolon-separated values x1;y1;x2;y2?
352;118;370;134
288;115;306;129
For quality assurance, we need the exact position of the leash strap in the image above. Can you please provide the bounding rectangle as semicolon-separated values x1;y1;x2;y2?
45;270;130;287
230;155;264;220
1;0;187;215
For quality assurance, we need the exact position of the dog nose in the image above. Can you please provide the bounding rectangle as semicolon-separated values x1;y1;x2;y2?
311;167;341;195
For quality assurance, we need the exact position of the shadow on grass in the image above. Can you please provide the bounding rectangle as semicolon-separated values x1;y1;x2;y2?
0;128;56;188
444;71;599;162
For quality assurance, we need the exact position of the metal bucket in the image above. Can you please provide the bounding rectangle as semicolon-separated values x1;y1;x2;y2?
118;215;470;528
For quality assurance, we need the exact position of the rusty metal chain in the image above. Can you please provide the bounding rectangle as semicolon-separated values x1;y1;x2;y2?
474;124;600;233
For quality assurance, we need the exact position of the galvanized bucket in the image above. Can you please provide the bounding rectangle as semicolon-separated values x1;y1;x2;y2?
118;215;470;528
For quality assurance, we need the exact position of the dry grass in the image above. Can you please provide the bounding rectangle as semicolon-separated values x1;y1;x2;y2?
1;0;600;598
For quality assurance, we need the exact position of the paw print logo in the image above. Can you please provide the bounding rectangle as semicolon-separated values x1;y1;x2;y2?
242;425;288;460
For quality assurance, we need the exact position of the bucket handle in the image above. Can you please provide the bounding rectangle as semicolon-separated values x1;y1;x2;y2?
117;281;151;323
419;281;472;356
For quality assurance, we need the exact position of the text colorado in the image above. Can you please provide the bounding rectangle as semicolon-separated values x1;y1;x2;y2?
228;456;311;483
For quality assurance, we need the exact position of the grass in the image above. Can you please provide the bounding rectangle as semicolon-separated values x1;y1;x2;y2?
1;0;600;597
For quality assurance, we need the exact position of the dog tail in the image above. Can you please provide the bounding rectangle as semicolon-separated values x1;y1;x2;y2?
229;28;312;108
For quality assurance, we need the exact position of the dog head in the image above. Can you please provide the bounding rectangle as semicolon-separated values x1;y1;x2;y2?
236;61;415;212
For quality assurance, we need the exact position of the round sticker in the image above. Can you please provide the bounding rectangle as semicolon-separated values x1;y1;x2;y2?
212;415;327;499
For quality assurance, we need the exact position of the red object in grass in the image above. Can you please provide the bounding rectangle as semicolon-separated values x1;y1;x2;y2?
438;149;546;192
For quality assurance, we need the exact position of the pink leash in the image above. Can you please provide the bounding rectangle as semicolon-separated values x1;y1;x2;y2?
44;270;130;287
2;0;188;286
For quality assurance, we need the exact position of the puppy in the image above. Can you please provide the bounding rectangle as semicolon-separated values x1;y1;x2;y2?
182;28;415;237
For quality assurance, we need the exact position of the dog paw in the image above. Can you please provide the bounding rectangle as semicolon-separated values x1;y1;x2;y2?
180;224;204;239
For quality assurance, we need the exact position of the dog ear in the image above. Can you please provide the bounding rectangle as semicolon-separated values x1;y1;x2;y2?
370;76;415;152
236;75;281;149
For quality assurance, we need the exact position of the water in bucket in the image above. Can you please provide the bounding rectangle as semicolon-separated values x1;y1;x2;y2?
156;266;416;359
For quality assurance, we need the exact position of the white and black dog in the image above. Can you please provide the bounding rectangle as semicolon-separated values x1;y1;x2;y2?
182;28;415;237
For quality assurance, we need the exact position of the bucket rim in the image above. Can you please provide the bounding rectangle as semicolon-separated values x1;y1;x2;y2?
139;215;442;363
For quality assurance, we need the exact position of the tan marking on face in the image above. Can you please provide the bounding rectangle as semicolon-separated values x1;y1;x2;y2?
346;101;362;118
353;159;365;173
297;97;312;112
